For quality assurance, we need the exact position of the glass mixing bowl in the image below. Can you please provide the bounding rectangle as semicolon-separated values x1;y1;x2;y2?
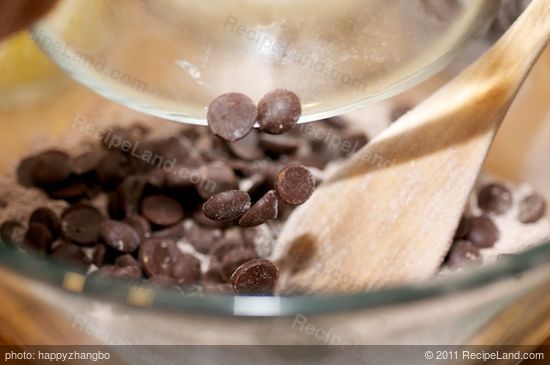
30;0;497;124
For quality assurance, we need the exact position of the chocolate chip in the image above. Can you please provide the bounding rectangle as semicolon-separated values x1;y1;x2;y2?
109;175;147;219
257;89;301;134
230;258;279;294
184;223;222;254
31;150;71;187
202;190;251;222
227;130;264;160
29;207;61;240
0;220;26;247
258;134;300;156
24;222;54;253
93;244;110;267
16;156;38;187
275;164;315;205
96;152;131;190
169;253;201;285
100;220;141;253
62;205;105;245
468;216;499;248
152;222;185;241
219;246;257;281
477;183;512;214
446;240;481;268
454;217;471;240
196;162;238;199
141;195;183;226
239;190;278;227
124;214;152;240
518;194;546;223
70;151;102;175
114;253;140;268
207;93;257;142
138;237;181;277
93;265;142;280
48;182;88;202
51;242;90;267
209;240;243;272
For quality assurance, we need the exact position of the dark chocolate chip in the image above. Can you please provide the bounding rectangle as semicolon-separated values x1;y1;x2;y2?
93;265;142;280
152;222;185;241
62;205;105;245
239;190;278;227
24;222;54;253
468;216;499;248
29;207;61;240
124;214;152;240
454;217;471;240
138;237;181;277
100;220;141;253
477;183;512;214
257;89;301;134
114;253;140;268
202;190;251;222
96;152;131;190
518;194;546;223
227;130;264;160
184;223;223;254
230;258;279;295
275;164;315;205
48;182;88;202
207;93;257;142
169;253;201;285
31;150;71;187
219;246;257;281
446;240;481;268
0;220;26;247
258;134;300;156
70;151;102;175
141;194;183;226
196;162;238;199
51;242;90;267
16;156;38;187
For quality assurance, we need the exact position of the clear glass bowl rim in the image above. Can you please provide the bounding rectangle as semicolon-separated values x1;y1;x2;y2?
1;239;549;317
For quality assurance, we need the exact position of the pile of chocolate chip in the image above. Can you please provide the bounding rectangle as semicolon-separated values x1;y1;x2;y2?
0;89;369;295
445;183;547;268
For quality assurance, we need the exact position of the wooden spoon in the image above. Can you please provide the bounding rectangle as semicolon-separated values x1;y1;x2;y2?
273;0;550;293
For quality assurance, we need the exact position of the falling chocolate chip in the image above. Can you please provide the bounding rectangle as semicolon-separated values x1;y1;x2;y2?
141;195;183;226
207;93;257;142
468;216;499;248
239;190;278;227
100;220;141;253
477;183;512;214
61;205;105;245
230;258;279;294
257;89;301;134
518;194;546;224
202;190;251;222
0;220;26;247
275;164;315;205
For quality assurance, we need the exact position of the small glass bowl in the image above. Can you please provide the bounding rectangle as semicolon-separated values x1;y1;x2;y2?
30;0;497;124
